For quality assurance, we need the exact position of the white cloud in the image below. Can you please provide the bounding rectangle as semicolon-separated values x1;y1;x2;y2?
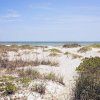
0;9;21;21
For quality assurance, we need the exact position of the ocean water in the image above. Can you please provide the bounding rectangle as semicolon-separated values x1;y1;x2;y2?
0;41;100;46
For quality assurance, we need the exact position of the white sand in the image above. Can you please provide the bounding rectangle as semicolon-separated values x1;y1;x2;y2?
5;46;100;100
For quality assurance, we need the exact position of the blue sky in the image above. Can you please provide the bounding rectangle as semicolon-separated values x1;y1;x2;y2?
0;0;100;41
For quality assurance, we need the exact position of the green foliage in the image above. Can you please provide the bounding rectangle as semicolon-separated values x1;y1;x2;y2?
5;82;17;95
76;57;100;72
78;46;91;53
74;57;100;100
89;44;100;48
74;72;100;100
20;78;31;86
49;48;62;53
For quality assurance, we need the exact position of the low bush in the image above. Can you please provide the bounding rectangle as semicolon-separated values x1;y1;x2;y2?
32;83;46;95
78;46;91;53
74;57;100;100
63;43;81;48
5;82;17;95
49;48;62;53
76;57;100;72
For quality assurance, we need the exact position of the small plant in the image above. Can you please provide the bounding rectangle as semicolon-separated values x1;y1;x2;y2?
49;52;60;57
49;48;62;53
78;46;91;53
5;82;17;95
20;78;31;86
41;60;59;66
64;52;82;59
32;83;46;95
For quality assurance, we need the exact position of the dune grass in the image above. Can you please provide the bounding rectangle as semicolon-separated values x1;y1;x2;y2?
18;68;42;80
78;46;92;53
0;45;34;54
88;44;100;48
32;82;46;95
49;48;62;53
64;52;82;59
44;72;64;85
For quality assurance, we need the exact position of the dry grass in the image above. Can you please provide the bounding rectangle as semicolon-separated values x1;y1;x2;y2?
44;72;64;85
18;68;42;80
32;82;46;95
0;58;35;69
64;52;82;59
41;59;59;66
49;52;60;57
32;58;59;66
0;45;34;54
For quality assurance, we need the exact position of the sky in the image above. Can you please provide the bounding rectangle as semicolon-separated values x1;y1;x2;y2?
0;0;100;41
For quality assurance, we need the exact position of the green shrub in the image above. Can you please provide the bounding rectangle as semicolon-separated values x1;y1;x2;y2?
78;46;91;53
74;57;100;100
74;72;100;100
20;78;31;86
5;82;17;95
76;57;100;72
49;48;62;53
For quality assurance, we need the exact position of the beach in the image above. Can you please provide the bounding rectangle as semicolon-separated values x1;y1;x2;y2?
0;43;100;100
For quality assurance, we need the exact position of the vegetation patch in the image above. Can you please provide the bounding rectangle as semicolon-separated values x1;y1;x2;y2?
74;57;100;100
63;43;81;48
64;52;82;59
44;72;64;85
49;48;62;53
88;44;100;48
5;82;17;95
18;68;41;80
0;58;35;68
49;52;60;57
78;46;92;53
32;83;46;95
76;57;100;72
